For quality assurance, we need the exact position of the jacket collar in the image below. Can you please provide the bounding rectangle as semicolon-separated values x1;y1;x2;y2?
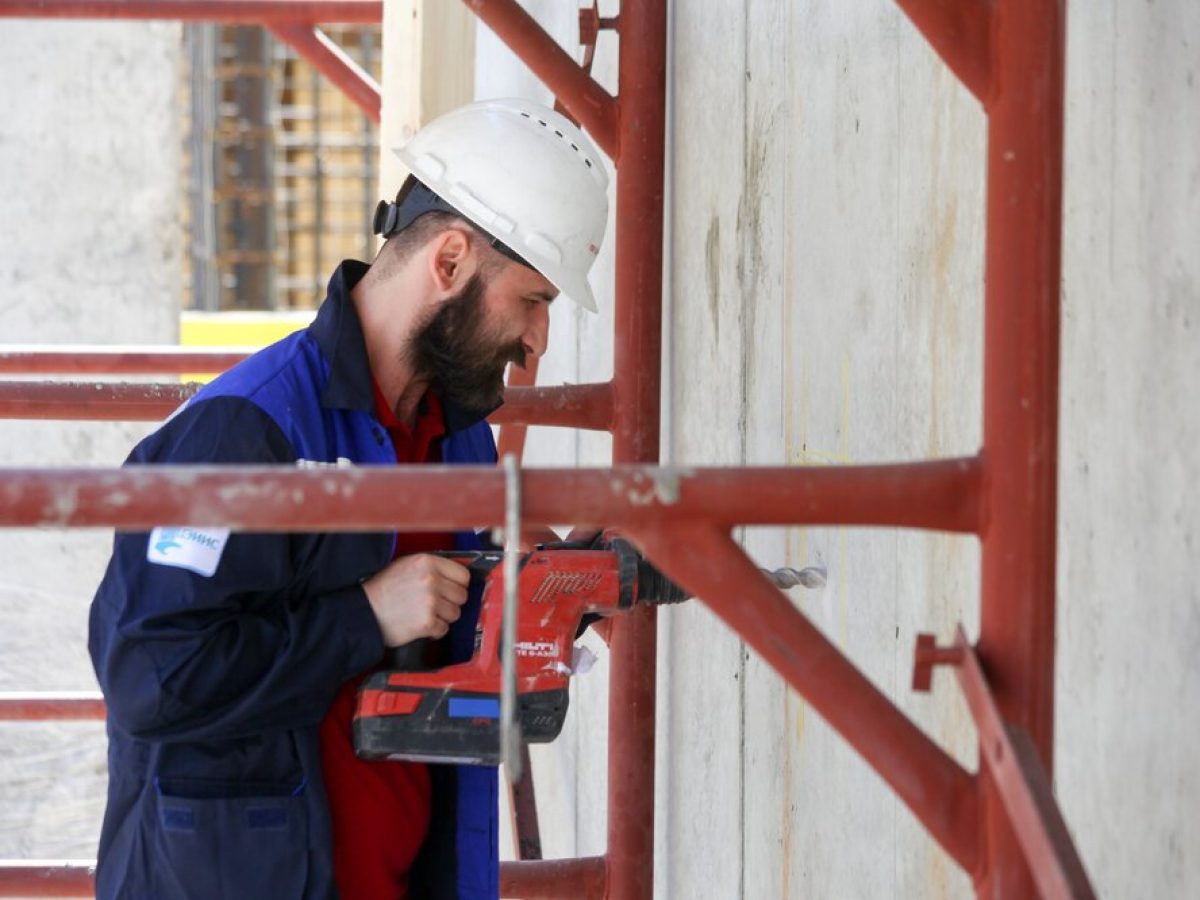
308;260;500;434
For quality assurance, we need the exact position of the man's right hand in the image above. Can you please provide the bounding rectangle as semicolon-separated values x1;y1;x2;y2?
362;554;471;647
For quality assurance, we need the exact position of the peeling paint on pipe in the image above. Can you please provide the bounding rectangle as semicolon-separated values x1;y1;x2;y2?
0;459;984;532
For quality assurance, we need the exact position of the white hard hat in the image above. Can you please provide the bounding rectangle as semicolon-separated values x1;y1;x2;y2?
393;98;610;312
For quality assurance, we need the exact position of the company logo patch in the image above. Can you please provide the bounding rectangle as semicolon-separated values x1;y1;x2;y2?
146;527;231;577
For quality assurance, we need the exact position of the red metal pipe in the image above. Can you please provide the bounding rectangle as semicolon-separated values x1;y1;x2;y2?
951;628;1095;899
0;855;600;899
629;525;979;871
0;346;251;375
463;0;618;160
499;856;606;900
605;1;668;896
0;458;983;532
507;744;543;861
268;23;380;123
895;0;992;103
0;0;381;23
977;0;1066;895
0;693;105;720
0;862;93;898
495;382;613;432
496;360;540;462
0;380;615;430
0;857;608;899
0;381;197;421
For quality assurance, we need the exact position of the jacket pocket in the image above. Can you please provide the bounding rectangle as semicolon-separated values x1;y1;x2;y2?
149;777;309;900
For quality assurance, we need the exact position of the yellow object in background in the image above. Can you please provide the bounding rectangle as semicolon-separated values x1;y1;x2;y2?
180;310;314;383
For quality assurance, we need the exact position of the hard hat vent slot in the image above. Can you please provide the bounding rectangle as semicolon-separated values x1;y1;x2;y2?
518;110;596;169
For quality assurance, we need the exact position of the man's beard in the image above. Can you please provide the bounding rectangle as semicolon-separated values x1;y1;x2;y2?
410;272;527;418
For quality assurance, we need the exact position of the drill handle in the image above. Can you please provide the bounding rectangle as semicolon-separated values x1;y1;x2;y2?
383;552;499;672
389;639;430;671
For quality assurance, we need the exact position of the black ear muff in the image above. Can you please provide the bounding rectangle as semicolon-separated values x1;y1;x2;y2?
372;200;398;237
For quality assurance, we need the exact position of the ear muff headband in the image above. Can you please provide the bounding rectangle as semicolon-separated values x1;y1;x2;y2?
373;180;535;272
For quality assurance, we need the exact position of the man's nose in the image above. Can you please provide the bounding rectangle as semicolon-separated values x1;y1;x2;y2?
522;303;550;360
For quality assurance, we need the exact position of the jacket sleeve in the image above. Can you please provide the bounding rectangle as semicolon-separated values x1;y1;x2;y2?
88;395;386;742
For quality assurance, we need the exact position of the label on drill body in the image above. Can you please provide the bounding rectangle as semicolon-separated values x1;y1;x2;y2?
515;640;558;658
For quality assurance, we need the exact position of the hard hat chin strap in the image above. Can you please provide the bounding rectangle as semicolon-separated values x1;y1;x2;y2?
373;179;535;272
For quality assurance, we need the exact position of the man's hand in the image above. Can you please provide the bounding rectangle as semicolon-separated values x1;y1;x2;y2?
362;554;471;647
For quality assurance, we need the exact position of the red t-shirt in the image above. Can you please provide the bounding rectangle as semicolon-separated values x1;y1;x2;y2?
318;383;451;900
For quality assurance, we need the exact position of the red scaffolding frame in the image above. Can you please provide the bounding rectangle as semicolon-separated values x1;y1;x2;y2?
0;0;1095;897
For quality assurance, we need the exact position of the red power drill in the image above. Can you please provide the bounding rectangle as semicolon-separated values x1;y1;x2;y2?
353;536;686;765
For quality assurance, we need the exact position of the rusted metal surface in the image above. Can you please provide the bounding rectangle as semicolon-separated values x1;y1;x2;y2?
0;0;381;22
0;380;615;430
976;1;1067;895
951;628;1097;899
629;524;980;871
911;632;966;693
604;2;667;895
895;0;991;103
0;693;105;720
463;0;618;160
268;23;380;123
0;458;983;533
494;382;614;432
0;346;250;375
496;360;541;458
0;861;93;897
508;745;543;861
0;381;198;420
0;857;607;899
503;856;611;900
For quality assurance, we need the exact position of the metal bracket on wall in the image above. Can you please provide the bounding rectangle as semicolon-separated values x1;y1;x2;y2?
912;628;1098;900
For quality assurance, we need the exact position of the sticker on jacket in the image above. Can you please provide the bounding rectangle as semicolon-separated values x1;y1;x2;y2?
146;527;231;577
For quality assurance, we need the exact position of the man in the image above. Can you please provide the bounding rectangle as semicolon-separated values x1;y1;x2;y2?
87;97;609;900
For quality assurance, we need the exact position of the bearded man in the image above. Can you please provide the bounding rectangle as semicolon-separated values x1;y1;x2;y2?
87;98;609;900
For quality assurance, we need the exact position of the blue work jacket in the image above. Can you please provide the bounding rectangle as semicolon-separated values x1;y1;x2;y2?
88;261;500;899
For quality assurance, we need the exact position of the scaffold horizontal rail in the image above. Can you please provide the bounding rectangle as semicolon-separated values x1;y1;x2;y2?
0;857;606;898
0;346;252;375
0;458;982;532
0;692;105;720
0;861;94;898
0;381;197;420
0;0;382;23
499;856;606;900
0;380;615;430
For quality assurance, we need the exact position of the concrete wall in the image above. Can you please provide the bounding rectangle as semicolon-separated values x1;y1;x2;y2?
478;1;1198;897
0;20;180;859
1057;3;1199;896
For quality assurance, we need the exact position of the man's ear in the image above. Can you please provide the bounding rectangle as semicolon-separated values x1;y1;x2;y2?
428;226;476;296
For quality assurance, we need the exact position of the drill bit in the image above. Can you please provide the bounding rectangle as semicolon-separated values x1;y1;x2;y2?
762;566;827;590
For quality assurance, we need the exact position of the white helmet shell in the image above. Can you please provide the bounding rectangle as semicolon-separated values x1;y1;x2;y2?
394;98;610;312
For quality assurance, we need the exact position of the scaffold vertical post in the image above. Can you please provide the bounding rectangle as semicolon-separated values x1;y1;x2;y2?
978;0;1066;895
606;1;667;898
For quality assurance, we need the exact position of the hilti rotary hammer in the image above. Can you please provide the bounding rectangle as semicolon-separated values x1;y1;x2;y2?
352;535;686;765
